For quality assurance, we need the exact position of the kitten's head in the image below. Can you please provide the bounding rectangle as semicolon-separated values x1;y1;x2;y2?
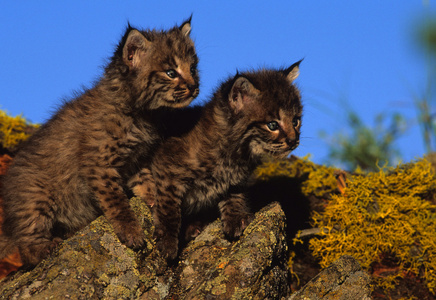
111;17;199;109
224;61;303;159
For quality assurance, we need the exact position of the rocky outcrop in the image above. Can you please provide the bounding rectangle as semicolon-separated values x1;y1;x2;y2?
170;202;289;299
289;255;372;300
0;197;157;299
0;199;290;299
0;195;371;299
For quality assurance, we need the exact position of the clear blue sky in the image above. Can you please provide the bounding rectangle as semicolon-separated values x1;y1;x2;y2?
1;1;434;166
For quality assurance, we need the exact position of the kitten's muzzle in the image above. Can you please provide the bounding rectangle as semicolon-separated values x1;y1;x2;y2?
187;84;199;99
285;138;299;150
187;83;198;93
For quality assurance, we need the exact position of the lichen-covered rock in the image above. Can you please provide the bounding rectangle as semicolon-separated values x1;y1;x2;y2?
0;197;168;299
172;202;289;299
0;199;290;299
289;255;372;300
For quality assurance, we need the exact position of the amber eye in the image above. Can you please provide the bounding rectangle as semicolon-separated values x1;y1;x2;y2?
292;117;301;128
267;121;279;131
166;69;177;78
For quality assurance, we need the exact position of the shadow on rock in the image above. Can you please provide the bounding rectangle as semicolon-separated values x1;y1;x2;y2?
248;175;311;238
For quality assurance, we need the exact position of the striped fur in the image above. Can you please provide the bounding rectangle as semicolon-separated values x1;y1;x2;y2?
0;18;199;266
130;62;303;261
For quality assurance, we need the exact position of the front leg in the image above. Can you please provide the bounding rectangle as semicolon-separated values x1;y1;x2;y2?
219;193;253;239
152;179;184;261
88;166;146;249
128;167;156;207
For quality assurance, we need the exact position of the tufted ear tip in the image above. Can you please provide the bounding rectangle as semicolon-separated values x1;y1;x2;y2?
179;15;193;36
284;59;303;83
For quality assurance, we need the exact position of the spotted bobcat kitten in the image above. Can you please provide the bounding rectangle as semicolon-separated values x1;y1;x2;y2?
130;61;302;260
0;18;199;266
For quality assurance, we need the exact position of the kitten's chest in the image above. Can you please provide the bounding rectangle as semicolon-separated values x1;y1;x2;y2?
118;119;161;172
129;120;160;147
93;115;160;173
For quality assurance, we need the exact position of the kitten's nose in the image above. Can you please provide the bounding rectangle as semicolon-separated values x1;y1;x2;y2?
187;84;198;93
285;138;297;149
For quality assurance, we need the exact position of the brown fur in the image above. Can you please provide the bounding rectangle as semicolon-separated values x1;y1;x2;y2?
129;62;303;260
0;18;199;266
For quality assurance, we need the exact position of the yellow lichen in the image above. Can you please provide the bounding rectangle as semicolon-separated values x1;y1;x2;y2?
256;157;436;294
254;156;339;198
0;109;39;150
301;163;338;197
309;158;436;293
255;157;340;291
287;251;300;287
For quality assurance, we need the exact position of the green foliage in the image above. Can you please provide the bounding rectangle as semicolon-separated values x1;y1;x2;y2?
415;18;436;153
320;19;436;171
321;111;406;172
309;159;436;293
0;110;38;151
418;18;436;56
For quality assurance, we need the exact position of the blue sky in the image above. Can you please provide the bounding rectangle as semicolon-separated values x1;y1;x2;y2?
1;1;434;166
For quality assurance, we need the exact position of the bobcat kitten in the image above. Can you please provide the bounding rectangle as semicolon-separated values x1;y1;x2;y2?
130;61;302;260
0;18;199;266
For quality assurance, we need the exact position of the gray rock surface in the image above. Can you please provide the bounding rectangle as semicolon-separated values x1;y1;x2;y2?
0;199;290;299
0;197;372;299
289;255;372;300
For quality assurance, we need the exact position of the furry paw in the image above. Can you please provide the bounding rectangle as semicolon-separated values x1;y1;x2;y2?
114;222;146;249
154;226;179;262
184;221;207;241
154;231;178;261
222;214;254;239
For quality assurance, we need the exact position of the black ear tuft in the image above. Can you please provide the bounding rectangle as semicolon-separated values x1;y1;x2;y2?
126;21;134;32
179;15;193;36
284;59;303;83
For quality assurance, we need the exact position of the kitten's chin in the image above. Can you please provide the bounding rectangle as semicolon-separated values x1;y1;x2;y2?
272;150;292;159
165;93;198;108
251;147;292;160
166;98;194;108
268;146;295;159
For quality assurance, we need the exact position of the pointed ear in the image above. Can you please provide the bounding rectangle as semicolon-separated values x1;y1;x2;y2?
229;76;260;113
179;15;192;36
122;29;150;68
284;59;303;83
